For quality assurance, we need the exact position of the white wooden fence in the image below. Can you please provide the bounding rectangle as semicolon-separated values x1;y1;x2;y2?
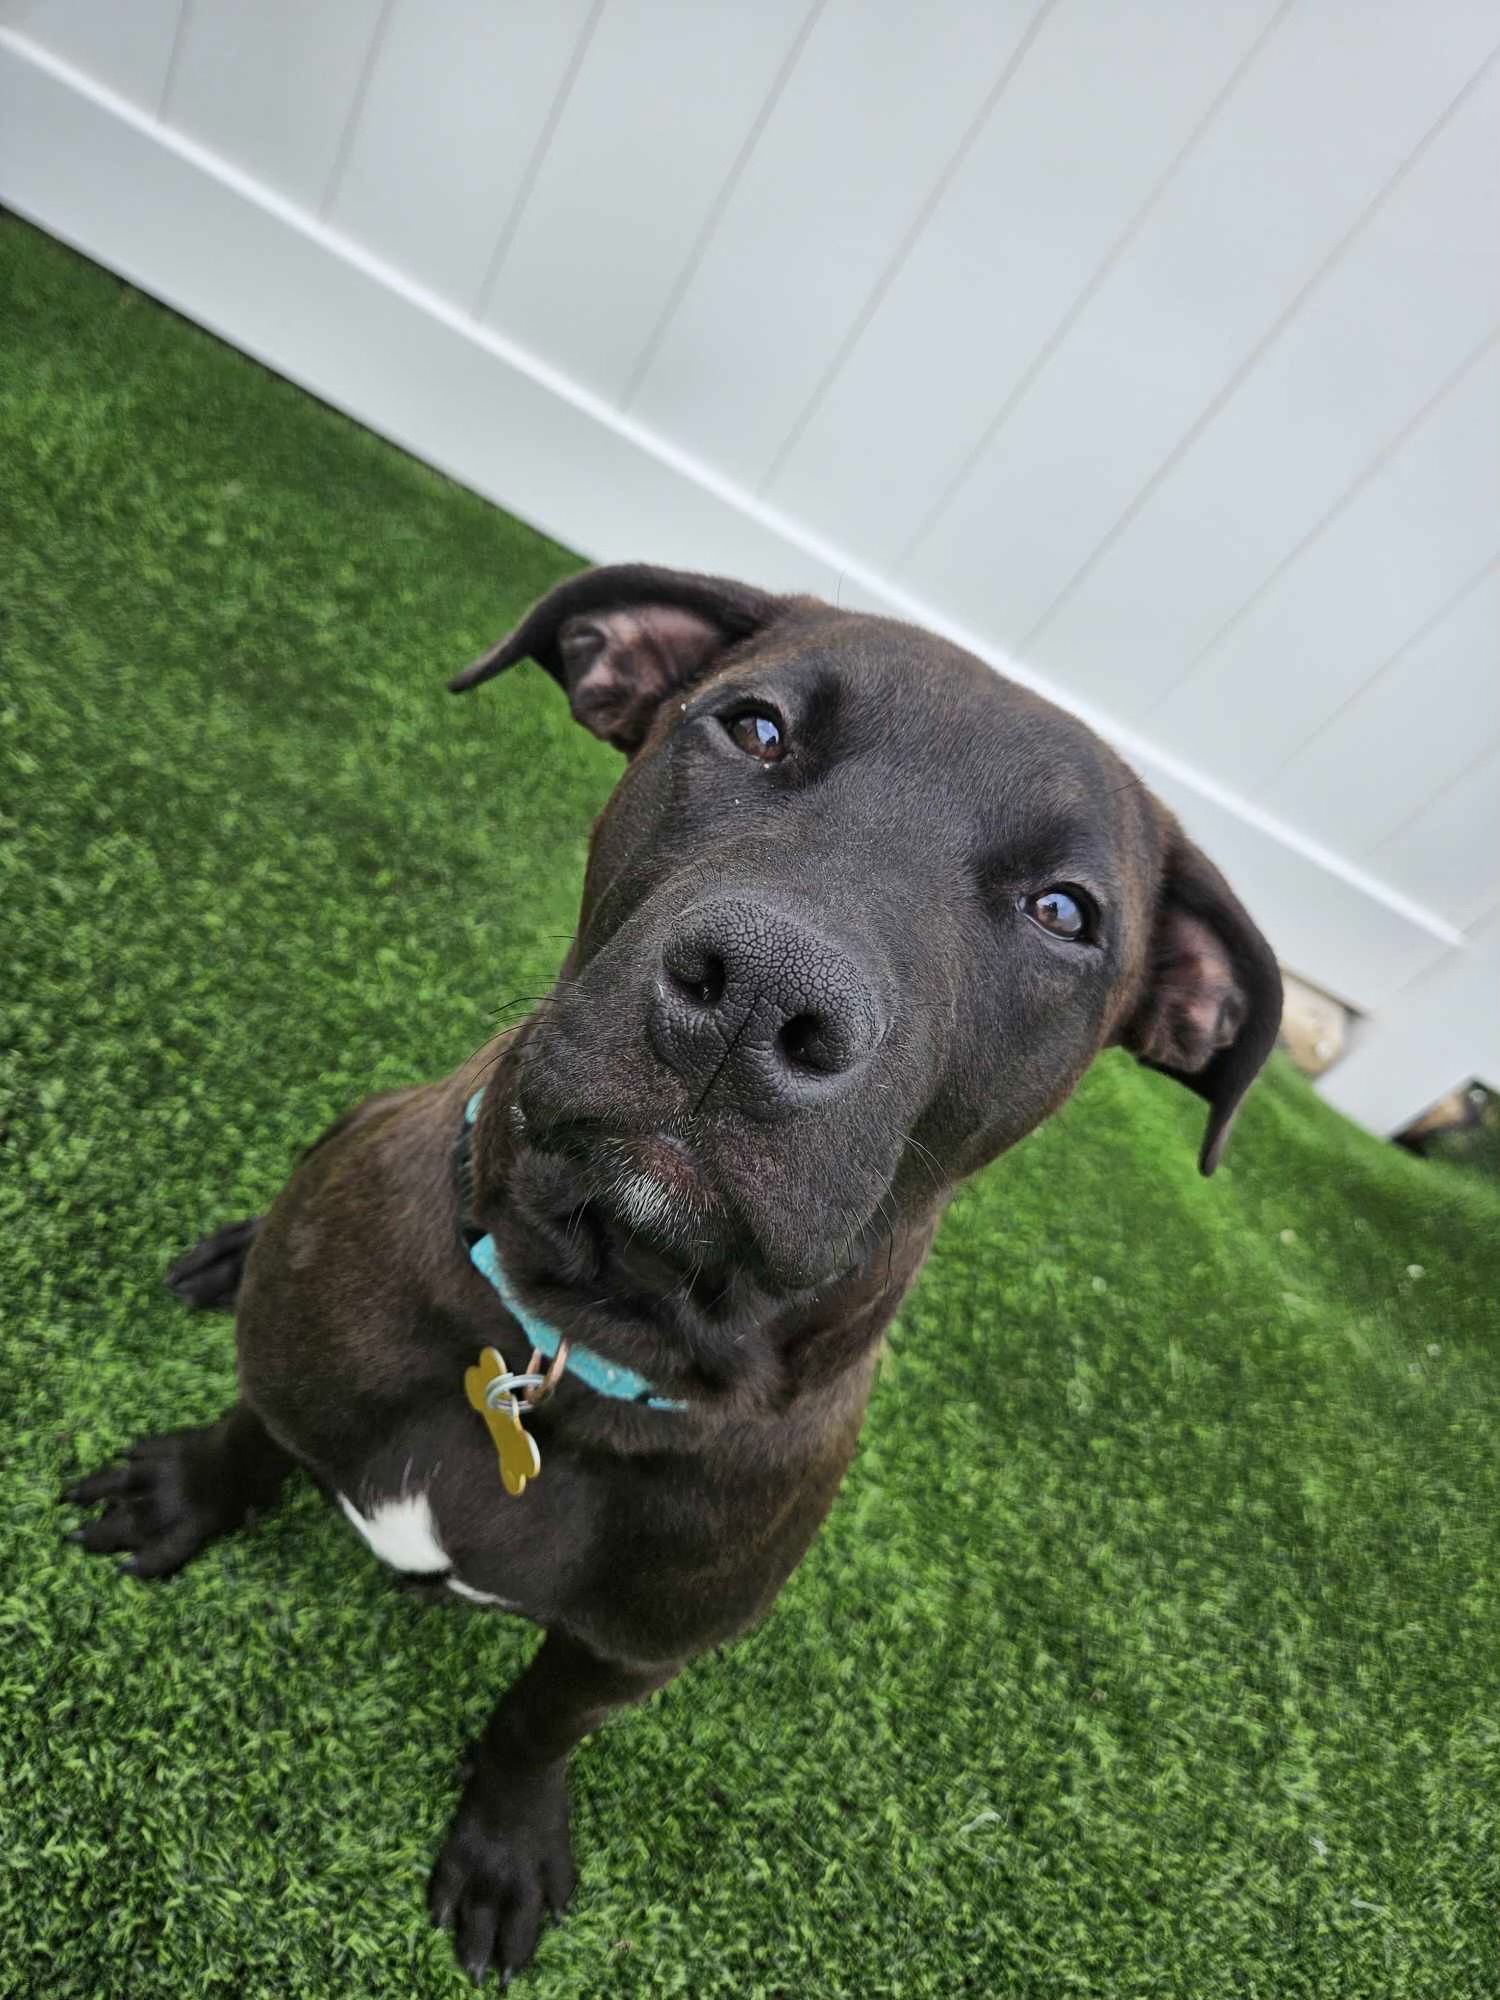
3;1;1497;1130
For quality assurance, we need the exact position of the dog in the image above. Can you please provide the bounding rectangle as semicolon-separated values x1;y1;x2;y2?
63;563;1282;1986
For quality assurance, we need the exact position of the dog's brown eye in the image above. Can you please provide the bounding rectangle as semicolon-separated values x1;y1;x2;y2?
1024;887;1092;940
725;710;785;761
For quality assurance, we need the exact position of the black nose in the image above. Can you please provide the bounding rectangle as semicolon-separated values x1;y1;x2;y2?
650;899;888;1116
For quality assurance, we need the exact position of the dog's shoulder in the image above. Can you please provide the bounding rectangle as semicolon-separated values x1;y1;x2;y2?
293;1082;433;1169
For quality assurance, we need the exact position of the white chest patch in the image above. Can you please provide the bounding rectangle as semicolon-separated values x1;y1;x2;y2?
447;1576;520;1610
337;1489;449;1573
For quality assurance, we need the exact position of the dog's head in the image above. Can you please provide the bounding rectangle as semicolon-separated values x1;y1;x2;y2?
454;565;1281;1316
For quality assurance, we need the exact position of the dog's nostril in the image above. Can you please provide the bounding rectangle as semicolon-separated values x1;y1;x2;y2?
667;952;726;1009
776;1012;828;1071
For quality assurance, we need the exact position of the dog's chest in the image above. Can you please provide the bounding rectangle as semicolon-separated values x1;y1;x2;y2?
243;1317;577;1618
335;1487;522;1608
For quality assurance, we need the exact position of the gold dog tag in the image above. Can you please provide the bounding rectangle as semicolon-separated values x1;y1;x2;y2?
465;1347;542;1497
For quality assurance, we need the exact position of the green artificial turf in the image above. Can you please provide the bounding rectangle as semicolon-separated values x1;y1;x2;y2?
4;213;1500;2000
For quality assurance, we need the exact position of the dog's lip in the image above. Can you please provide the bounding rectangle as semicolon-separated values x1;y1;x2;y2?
606;1132;720;1207
584;1135;726;1266
505;1117;851;1297
509;1115;726;1267
525;1117;718;1204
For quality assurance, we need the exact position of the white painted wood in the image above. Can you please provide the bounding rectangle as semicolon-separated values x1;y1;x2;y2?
626;0;1046;484
901;2;1500;649
764;0;1282;566
5;13;1499;1128
1319;908;1500;1134
1149;336;1500;802
480;0;815;400
0;0;182;107
0;26;1458;1031
1027;54;1500;722
325;0;597;303
164;0;387;209
1368;739;1500;930
1264;558;1500;856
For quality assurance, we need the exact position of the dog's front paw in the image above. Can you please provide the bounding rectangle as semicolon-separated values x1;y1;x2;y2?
428;1767;577;1987
61;1424;253;1578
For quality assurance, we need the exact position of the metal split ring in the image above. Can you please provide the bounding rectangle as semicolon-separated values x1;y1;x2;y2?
484;1372;546;1410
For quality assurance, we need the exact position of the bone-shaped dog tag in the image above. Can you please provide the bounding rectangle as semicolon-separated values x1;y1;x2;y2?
465;1347;542;1497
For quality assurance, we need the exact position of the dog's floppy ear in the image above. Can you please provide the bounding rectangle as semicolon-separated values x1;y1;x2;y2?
448;563;779;753
1122;821;1283;1176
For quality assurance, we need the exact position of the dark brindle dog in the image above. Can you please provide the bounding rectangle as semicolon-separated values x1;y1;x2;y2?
63;564;1281;1985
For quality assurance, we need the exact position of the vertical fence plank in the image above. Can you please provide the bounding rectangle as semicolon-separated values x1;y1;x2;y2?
164;0;387;209
480;0;816;403
326;0;598;305
2;0;184;108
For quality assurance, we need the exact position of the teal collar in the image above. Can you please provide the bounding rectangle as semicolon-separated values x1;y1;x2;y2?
460;1089;686;1412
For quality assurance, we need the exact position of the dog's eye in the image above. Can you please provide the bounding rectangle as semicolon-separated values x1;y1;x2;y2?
1023;886;1093;941
724;709;785;762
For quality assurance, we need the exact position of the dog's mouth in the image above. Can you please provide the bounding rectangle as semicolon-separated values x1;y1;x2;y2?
492;1028;909;1299
504;1119;734;1294
584;1131;727;1270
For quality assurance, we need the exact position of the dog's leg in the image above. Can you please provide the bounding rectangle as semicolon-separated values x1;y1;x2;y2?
163;1216;262;1310
429;1629;679;1984
61;1402;294;1578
